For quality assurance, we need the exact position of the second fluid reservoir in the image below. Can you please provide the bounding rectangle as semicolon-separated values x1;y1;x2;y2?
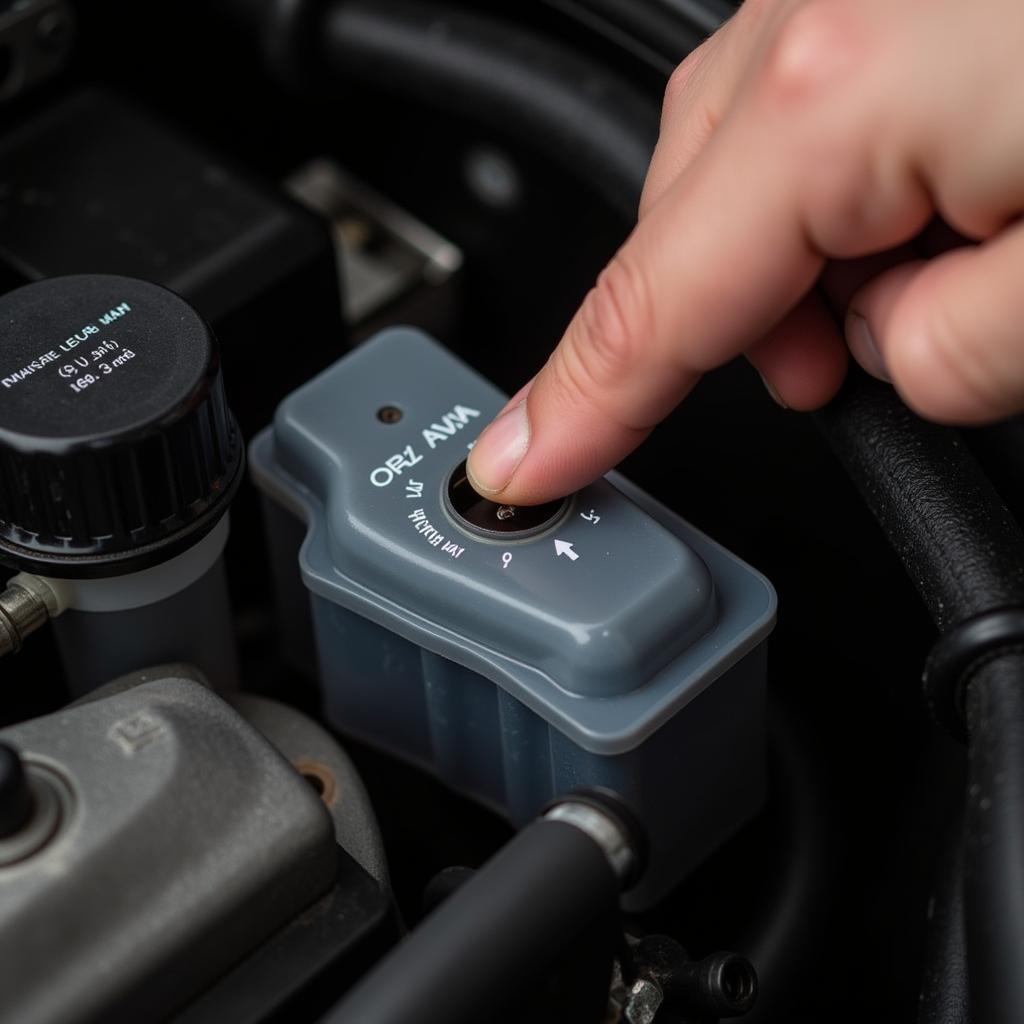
0;274;244;692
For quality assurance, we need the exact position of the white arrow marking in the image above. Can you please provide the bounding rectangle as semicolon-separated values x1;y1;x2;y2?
554;539;579;561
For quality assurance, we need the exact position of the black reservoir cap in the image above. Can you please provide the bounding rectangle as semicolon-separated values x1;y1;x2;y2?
0;274;243;577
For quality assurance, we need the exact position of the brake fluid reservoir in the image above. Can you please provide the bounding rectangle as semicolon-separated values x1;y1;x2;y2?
0;275;244;693
251;328;776;907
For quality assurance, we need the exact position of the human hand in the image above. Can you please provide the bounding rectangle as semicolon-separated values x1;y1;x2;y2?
467;0;1024;504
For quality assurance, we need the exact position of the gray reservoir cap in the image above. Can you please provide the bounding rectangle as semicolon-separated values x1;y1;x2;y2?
269;330;715;698
251;329;776;753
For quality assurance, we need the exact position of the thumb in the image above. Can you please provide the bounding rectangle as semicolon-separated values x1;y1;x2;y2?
847;223;1024;424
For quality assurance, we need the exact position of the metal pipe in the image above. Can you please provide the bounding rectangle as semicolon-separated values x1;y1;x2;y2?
0;574;67;657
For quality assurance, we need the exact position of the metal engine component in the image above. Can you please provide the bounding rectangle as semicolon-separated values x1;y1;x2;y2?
231;693;390;887
0;668;339;1024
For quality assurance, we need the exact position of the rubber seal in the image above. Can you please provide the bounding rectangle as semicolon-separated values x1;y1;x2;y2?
923;607;1024;742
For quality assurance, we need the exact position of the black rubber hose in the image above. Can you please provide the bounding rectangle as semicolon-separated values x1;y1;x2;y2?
963;653;1024;1024
319;0;660;221
323;817;620;1024
917;817;968;1024
965;417;1024;527
817;374;1024;1021
814;372;1024;631
569;0;733;40
543;0;718;74
816;373;1024;1015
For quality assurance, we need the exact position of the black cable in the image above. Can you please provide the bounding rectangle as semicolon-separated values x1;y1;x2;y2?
963;652;1024;1024
323;816;623;1024
318;0;660;221
917;815;968;1024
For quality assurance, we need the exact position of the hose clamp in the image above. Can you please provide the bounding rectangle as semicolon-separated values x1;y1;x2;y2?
543;789;647;887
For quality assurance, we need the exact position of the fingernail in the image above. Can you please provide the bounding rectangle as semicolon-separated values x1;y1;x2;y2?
846;313;889;381
758;372;788;409
466;400;531;495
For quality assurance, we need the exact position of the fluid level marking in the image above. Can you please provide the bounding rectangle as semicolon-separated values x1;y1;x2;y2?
407;508;464;558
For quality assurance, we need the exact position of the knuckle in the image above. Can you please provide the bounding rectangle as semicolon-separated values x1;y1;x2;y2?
662;49;704;117
759;1;863;106
570;253;654;390
933;188;1006;243
546;341;599;417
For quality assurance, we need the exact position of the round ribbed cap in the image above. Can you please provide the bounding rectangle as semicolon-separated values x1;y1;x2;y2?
0;275;243;577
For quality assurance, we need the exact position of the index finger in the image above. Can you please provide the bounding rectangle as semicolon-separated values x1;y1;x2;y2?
466;2;928;504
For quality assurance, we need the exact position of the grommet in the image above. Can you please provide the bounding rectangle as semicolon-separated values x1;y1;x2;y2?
923;607;1024;742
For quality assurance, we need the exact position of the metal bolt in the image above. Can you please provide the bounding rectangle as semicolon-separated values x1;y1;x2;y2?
624;978;664;1024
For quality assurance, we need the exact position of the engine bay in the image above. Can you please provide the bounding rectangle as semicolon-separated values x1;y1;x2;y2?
0;3;1019;1022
